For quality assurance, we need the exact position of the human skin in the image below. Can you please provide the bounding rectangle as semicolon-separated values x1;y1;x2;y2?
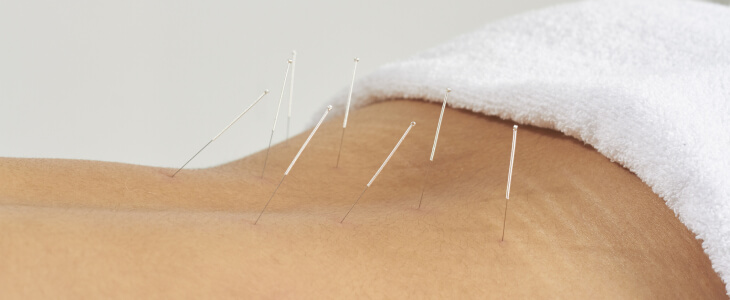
0;100;725;299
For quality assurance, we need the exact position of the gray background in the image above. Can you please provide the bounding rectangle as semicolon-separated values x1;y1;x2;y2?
1;0;727;168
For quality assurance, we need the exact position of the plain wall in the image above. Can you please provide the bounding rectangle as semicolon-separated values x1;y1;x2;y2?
0;0;724;168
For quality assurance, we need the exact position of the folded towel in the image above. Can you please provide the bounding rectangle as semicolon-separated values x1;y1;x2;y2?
331;0;730;293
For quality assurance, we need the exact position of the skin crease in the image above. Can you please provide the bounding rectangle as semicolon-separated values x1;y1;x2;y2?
0;100;725;299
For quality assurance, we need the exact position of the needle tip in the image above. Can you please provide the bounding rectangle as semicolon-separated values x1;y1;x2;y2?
327;105;333;111
264;89;270;94
446;88;452;93
288;59;293;63
354;57;360;62
513;125;518;130
410;121;416;126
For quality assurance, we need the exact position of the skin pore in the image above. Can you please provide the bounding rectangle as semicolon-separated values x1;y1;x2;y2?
0;100;725;299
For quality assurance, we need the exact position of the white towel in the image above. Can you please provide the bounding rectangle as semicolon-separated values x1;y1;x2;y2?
331;0;730;293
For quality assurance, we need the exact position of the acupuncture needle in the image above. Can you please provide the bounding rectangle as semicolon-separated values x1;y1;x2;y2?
255;105;333;225
340;121;416;223
286;50;296;143
418;88;451;209
502;125;518;241
261;59;293;178
170;90;269;177
335;58;360;167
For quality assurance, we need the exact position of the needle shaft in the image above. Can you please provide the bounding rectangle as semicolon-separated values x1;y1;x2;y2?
261;59;293;178
501;198;509;241
255;105;333;224
341;186;368;223
255;175;285;225
418;162;432;209
419;88;450;208
171;90;269;177
341;121;416;223
171;140;212;177
287;51;296;142
335;127;346;166
502;125;519;241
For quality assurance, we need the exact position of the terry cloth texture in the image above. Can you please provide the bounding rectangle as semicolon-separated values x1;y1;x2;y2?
329;0;730;294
